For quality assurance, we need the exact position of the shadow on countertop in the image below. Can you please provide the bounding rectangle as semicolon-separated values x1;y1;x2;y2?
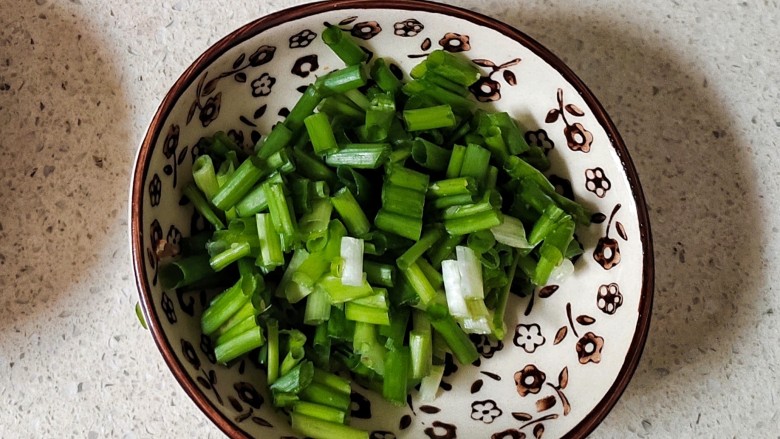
472;0;765;429
0;0;131;330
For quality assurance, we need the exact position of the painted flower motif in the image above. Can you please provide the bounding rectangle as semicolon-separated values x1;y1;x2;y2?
597;283;623;315
394;18;423;37
162;124;179;158
471;334;504;358
585;167;611;198
227;129;244;149
181;338;201;370
289;29;317;48
166;225;183;248
514;364;546;397
248;45;276;66
291;54;319;78
199;92;221;127
190;138;206;163
564;122;593;153
200;333;216;364
525;129;554;155
469;76;501;102
234;382;263;409
439;32;471;52
513;323;545;353
149;173;162;207
251;73;276;97
424;421;457;439
161;291;176;324
471;400;503;424
576;332;604;364
351;21;382;40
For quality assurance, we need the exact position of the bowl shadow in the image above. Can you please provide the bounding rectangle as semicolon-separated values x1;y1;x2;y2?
460;0;765;429
0;1;131;331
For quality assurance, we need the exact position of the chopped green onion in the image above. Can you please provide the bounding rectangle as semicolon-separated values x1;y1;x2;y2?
325;143;391;169
305;112;339;155
403;105;456;131
322;24;368;66
331;187;371;237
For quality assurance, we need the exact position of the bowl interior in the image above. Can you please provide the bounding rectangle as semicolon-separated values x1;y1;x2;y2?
132;1;652;438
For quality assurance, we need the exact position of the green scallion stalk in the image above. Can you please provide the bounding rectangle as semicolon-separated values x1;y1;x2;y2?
209;242;251;272
331;187;371;237
256;213;284;270
383;347;410;406
445;144;466;179
305;112;339;155
336;166;372;206
427;234;463;268
410;329;433;380
416;258;444;291
285;85;324;132
402;80;475;114
386;164;430;193
266;319;280;384
159;254;215;290
299;198;334;252
402;261;438;306
458;144;491;185
215;326;265;364
257;123;294;160
427;303;479;365
418;363;445;402
432;194;476;209
235;184;268;217
262;182;297;246
444;209;503;238
322;24;368;66
291;148;339;188
381;185;425;217
192;155;220;200
183;184;225;230
363;260;395;287
318;274;373;303
271;359;314;395
318;95;365;120
316;64;368;94
425;50;481;87
428;177;478;199
345;302;391;326
374;209;422;241
293;401;347;424
371;58;403;94
215;312;258;346
344;88;371;111
396;227;445;270
304;287;333;325
300;382;352;411
291;412;368;439
403;105;456;131
201;276;253;336
411;137;452;171
325;143;391;169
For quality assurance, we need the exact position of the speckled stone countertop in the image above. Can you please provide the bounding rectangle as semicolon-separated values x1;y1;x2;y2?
1;0;778;437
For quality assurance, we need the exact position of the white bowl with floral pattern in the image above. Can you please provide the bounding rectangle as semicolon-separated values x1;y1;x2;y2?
130;1;654;437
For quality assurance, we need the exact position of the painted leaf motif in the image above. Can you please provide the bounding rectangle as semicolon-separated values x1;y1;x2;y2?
234;72;247;83
471;379;484;393
233;53;246;69
186;100;197;124
472;58;496;68
560;391;571;416
196;376;211;389
512;412;533;421
499;58;522;68
196;72;207;95
533;423;545;439
236;411;251;422
503;70;517;86
421;37;432;51
229;396;243;412
239;115;256;127
553;326;567;345
202;78;218;96
177;146;188;165
296;85;308;93
616;221;628;241
538;285;559;298
591;212;607;224
419;405;441;414
559;367;569;389
340;16;358;25
254;104;267;119
576;315;596;325
545;109;560;123
565;103;585;116
535;396;556;412
252;417;273;427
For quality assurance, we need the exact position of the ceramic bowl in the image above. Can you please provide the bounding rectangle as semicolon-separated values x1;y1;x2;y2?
130;0;653;437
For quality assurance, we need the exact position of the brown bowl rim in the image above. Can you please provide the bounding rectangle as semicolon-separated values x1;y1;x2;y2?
131;0;654;437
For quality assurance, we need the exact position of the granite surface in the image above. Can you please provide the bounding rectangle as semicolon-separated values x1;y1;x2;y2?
0;0;778;437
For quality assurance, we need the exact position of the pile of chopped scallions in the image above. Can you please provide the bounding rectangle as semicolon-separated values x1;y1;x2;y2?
157;25;587;439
